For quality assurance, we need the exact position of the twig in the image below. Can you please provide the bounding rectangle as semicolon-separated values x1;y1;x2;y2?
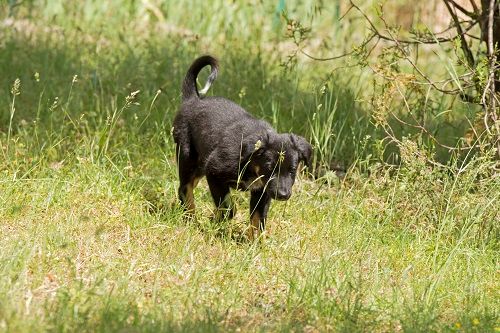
300;49;354;61
448;0;477;17
338;3;354;21
393;81;473;151
350;0;479;45
443;0;476;67
384;29;466;95
299;33;377;61
469;0;480;14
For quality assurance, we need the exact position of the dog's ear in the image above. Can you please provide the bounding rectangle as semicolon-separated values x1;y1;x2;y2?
242;132;269;160
290;134;312;168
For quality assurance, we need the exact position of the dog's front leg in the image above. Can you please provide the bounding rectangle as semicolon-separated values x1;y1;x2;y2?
206;175;235;221
248;190;271;241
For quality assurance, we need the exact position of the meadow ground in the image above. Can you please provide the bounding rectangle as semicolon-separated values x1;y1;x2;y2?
0;1;498;332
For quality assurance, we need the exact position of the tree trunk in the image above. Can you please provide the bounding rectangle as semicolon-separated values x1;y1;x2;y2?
481;0;500;92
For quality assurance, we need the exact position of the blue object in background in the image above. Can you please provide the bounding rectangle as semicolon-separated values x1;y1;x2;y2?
273;0;286;32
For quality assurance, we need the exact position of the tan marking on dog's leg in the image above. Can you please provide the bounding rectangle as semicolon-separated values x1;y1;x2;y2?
185;183;195;214
254;165;260;175
185;176;201;218
193;176;201;188
247;211;261;241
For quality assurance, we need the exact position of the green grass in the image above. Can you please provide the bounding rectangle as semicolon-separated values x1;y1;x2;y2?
1;1;498;332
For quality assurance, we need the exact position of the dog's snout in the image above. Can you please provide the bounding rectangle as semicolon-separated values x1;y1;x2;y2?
275;188;291;201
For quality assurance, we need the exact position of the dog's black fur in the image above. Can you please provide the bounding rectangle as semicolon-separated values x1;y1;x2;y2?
173;55;312;240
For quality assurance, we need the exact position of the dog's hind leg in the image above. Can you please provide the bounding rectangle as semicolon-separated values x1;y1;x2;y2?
178;175;200;219
177;146;200;219
206;175;235;221
248;190;271;241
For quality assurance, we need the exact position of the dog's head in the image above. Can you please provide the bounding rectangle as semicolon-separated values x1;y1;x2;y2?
245;132;312;200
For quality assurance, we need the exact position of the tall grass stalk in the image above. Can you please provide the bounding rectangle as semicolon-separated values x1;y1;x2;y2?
308;86;339;170
6;78;20;160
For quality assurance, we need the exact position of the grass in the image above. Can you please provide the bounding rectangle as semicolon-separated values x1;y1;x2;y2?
1;1;499;332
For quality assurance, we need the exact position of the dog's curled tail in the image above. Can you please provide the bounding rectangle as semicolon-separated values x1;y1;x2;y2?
182;55;218;100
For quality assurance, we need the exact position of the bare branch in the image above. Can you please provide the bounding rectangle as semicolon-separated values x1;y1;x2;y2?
338;3;354;21
393;82;467;151
384;28;468;95
434;19;477;34
469;0;480;14
443;0;476;67
448;0;477;17
299;33;377;61
300;49;354;61
350;1;479;45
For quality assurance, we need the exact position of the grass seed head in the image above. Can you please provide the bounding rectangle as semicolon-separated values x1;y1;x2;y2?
125;90;141;106
254;139;262;151
11;78;21;96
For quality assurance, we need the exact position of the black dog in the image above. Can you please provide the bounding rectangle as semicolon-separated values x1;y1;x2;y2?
173;55;312;240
